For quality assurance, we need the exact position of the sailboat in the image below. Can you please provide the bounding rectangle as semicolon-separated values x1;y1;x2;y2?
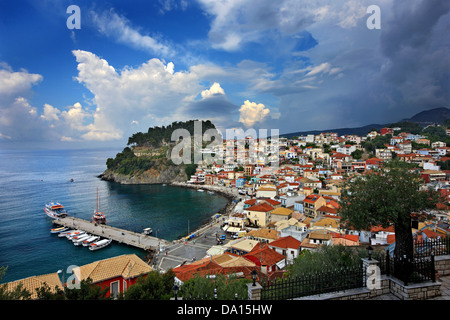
92;187;107;225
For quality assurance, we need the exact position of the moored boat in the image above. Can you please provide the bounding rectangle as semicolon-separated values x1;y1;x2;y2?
73;234;91;245
82;236;100;246
58;229;74;237
66;230;85;240
44;202;69;219
89;238;112;251
91;187;107;225
143;227;152;235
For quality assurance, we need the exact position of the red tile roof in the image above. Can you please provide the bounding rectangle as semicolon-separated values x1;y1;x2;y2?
244;244;285;267
246;203;274;212
269;236;301;249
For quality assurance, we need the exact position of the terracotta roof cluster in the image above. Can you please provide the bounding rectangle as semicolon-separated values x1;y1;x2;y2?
73;254;153;283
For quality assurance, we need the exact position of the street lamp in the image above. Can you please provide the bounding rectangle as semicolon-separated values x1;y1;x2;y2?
251;269;258;286
172;284;179;300
366;245;373;260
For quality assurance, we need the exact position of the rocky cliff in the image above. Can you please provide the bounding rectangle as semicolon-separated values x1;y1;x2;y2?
99;165;188;184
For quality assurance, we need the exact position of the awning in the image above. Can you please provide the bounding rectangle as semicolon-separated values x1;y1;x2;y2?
226;227;241;233
276;259;286;269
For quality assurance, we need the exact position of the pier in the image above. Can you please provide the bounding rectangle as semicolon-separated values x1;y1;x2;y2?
53;217;169;251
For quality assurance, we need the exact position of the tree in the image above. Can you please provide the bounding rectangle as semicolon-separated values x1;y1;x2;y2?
287;245;368;276
179;273;250;300
339;160;440;261
123;270;175;300
0;267;31;300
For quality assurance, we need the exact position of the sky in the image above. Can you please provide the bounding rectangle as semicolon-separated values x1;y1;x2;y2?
0;0;448;149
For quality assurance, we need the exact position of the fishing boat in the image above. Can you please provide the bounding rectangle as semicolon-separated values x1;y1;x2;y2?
50;226;69;234
44;202;69;219
143;227;152;235
89;238;112;251
91;188;106;225
82;236;100;247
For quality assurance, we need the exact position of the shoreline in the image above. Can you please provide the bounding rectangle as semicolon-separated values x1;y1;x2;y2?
98;172;239;243
169;182;239;242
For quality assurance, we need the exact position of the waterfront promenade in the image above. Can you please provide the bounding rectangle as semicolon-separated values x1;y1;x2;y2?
53;217;170;251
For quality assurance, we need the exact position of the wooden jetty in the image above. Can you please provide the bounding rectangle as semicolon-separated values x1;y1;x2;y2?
53;217;169;251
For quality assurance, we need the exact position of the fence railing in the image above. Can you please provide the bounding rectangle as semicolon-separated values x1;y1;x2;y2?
261;266;364;300
414;237;450;258
381;252;436;286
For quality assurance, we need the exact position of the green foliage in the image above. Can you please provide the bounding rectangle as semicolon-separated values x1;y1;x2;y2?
127;120;217;147
184;163;198;178
63;278;109;300
351;149;363;159
339;160;440;258
179;273;250;300
0;267;32;300
287;245;366;277
106;147;156;175
361;134;391;153
437;160;450;170
123;270;175;300
387;121;422;134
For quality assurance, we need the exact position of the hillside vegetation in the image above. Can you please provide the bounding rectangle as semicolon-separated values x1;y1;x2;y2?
102;120;218;183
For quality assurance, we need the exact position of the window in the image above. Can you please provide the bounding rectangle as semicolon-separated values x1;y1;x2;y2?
110;281;120;299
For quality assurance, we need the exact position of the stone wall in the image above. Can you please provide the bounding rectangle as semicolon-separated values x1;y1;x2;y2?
435;255;450;276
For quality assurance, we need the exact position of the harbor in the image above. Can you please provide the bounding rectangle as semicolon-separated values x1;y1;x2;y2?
52;216;170;251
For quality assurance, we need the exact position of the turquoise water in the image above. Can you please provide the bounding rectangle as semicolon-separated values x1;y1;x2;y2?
0;148;229;283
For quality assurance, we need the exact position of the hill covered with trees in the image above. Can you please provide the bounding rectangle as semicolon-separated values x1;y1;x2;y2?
100;120;219;184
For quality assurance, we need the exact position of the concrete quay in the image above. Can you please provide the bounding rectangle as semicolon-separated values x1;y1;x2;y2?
53;216;169;251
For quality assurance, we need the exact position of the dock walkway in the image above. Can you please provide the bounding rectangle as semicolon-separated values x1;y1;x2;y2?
53;217;169;251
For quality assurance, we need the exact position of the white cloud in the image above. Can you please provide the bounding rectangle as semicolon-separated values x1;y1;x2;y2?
201;82;225;99
71;50;205;141
0;66;42;98
239;100;270;127
40;104;60;121
91;9;174;57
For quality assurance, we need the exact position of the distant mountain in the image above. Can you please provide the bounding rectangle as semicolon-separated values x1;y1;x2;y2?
281;107;449;138
401;107;449;125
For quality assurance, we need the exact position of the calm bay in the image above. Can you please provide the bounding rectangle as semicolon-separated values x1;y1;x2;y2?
0;148;229;283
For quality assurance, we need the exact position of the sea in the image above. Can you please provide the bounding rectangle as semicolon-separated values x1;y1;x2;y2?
0;148;229;283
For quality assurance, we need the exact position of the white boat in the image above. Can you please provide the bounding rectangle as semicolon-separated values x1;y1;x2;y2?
197;189;204;192
82;236;100;247
58;229;74;237
50;226;69;234
72;234;91;245
66;230;85;240
143;227;152;235
89;238;112;251
70;234;88;242
207;191;215;195
44;202;69;219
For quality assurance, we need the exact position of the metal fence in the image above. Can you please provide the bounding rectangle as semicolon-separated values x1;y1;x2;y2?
261;266;364;300
414;237;450;257
382;252;436;286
